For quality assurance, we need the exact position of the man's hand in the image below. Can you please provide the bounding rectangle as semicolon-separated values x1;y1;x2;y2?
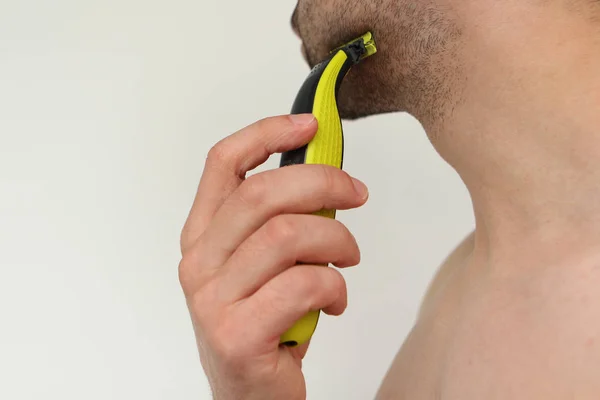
178;114;369;400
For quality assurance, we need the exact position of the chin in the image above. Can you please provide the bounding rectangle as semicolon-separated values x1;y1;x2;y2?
338;107;368;120
336;81;378;121
337;95;378;120
337;89;400;121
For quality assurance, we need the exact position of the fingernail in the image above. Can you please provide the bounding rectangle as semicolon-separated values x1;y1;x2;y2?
352;178;369;199
289;114;315;126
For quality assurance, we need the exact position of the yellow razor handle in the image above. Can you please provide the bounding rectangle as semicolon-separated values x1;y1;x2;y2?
279;32;377;347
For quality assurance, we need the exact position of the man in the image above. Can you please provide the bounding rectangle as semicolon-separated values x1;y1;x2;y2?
178;0;600;398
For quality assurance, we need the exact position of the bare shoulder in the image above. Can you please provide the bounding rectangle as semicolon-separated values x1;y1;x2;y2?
376;232;600;399
375;232;475;399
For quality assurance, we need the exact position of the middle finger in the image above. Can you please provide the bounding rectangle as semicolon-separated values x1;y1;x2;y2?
194;163;368;270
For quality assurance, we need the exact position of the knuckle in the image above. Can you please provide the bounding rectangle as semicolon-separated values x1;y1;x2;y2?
298;268;345;306
263;215;297;246
177;245;212;295
253;116;271;131
295;267;320;297
237;174;268;207
315;165;352;197
210;320;247;368
252;284;288;317
178;256;197;294
206;140;236;167
283;267;348;312
316;164;338;193
188;280;220;322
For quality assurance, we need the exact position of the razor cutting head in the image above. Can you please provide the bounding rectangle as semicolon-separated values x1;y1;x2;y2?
331;31;378;64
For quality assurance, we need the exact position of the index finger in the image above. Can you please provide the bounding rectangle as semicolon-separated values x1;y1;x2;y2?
181;114;317;254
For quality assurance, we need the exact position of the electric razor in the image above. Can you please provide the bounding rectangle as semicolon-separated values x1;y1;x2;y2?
279;32;377;347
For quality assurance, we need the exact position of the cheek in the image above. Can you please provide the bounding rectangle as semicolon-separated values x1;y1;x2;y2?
296;9;332;62
297;0;385;65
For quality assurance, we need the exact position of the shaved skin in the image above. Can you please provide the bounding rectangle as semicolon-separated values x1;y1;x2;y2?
292;0;600;398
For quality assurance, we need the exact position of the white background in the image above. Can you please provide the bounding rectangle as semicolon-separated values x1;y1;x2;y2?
0;0;474;398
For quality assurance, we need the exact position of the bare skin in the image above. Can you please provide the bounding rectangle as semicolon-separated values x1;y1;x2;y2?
179;115;369;400
377;232;600;398
180;0;600;398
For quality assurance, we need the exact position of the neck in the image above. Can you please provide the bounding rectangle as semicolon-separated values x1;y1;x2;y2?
424;6;600;266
